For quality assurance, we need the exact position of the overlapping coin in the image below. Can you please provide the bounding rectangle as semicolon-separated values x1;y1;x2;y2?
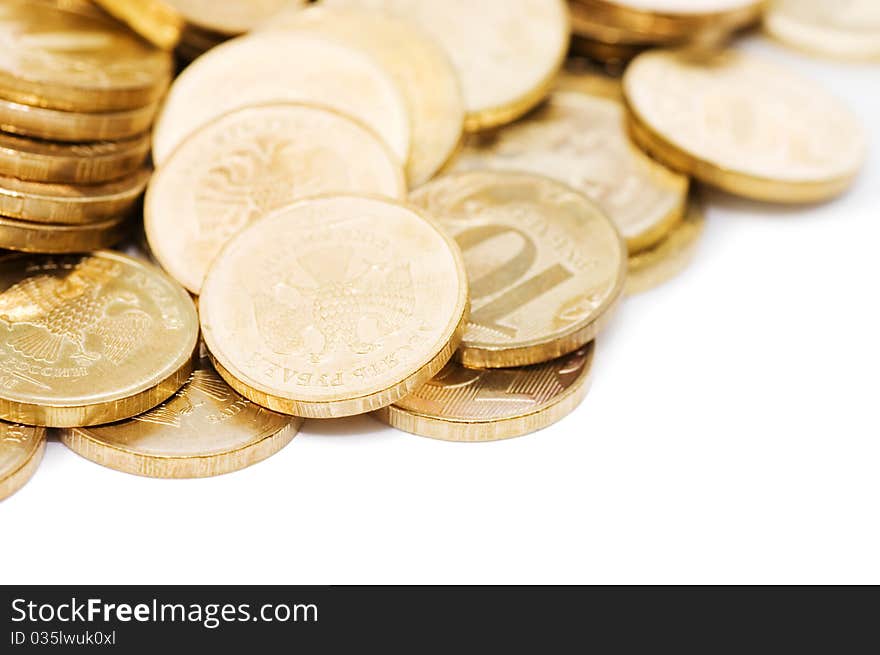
624;49;867;202
0;252;199;427
412;171;626;369
324;0;570;131
0;422;46;501
199;195;469;419
147;102;405;294
62;352;301;478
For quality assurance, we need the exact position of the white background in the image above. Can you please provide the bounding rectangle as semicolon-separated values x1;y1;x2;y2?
3;34;879;585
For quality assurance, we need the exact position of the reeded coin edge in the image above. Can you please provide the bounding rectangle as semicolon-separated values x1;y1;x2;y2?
623;87;864;203
0;427;46;501
577;0;764;37
200;194;471;418
374;342;595;442
61;417;301;479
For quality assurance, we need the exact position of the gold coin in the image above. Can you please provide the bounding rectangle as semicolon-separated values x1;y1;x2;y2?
61;353;301;478
0;132;150;185
147;102;406;295
0;167;150;224
0;252;199;427
166;0;304;35
0;421;46;501
624;49;867;203
152;32;410;165
175;22;227;62
200;195;469;419
764;0;880;60
627;197;705;295
375;343;593;442
323;0;570;132
0;0;173;112
569;35;647;67
266;5;464;187
411;171;626;369
0;97;159;143
0;214;129;253
574;0;763;39
92;0;184;50
450;84;688;254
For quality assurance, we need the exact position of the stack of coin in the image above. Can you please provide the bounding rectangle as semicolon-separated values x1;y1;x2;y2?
0;0;172;253
568;0;765;66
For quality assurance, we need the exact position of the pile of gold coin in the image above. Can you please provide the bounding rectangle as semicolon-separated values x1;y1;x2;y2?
0;0;871;500
0;0;171;255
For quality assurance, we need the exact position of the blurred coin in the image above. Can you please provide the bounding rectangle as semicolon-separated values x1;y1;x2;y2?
167;0;304;35
0;421;46;501
574;0;763;38
62;354;301;478
570;35;647;67
0;97;159;143
93;0;184;49
0;133;149;185
323;0;570;132
375;343;593;442
199;195;469;419
764;0;880;60
175;22;228;62
0;167;149;224
627;197;705;295
412;171;625;369
267;6;464;186
0;252;198;426
0;0;173;112
0;214;128;254
147;102;406;294
624;49;866;203
451;82;688;253
152;32;410;165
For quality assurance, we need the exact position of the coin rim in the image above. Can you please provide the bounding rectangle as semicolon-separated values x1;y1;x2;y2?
0;425;47;501
374;342;595;442
199;193;471;418
622;50;866;203
762;1;880;61
61;416;302;478
146;101;407;295
0;132;150;184
0;251;200;426
0;214;131;253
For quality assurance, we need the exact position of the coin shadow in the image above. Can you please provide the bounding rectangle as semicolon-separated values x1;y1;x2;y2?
702;187;846;218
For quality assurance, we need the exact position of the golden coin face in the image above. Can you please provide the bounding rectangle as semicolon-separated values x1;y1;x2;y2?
167;0;303;35
200;195;469;419
0;252;199;427
0;214;129;254
412;172;626;368
152;32;410;165
624;49;866;202
147;103;405;295
452;89;688;253
765;0;880;59
0;166;150;224
267;6;464;187
0;421;46;500
0;132;150;185
0;0;172;111
0;96;159;143
324;0;569;131
62;354;301;478
627;198;705;295
376;343;593;442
